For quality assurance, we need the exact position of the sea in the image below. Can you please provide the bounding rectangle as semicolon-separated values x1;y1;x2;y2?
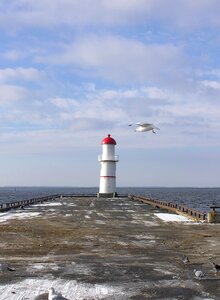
0;187;219;213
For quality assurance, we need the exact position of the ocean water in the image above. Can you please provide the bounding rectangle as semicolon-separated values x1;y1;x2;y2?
0;186;219;213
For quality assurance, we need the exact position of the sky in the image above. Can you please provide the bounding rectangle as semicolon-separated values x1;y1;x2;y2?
0;0;220;187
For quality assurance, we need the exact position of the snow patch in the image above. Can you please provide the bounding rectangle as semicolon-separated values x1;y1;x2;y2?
154;213;192;222
0;211;41;222
29;263;60;271
0;278;123;300
34;202;63;207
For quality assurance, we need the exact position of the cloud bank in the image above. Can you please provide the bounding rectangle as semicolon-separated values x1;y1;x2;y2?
0;0;220;186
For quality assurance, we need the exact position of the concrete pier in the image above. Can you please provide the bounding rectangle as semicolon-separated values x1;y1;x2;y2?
0;196;219;299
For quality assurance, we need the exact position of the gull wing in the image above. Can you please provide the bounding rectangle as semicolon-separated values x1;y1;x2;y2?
135;122;151;126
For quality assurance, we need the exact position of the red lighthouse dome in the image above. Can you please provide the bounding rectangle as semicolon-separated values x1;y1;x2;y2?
101;134;116;145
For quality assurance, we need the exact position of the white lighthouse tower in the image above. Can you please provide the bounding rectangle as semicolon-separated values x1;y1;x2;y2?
98;134;119;198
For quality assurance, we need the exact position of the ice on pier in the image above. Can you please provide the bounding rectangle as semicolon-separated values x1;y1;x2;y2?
0;211;41;223
154;213;192;222
0;278;123;300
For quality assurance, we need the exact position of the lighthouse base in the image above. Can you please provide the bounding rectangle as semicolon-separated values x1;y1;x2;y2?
97;192;118;198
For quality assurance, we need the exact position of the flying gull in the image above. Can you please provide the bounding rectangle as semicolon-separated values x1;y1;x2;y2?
129;122;160;134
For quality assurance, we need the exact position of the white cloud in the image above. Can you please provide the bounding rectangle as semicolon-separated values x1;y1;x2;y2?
46;84;220;144
1;0;220;30
141;87;170;100
0;82;219;154
0;67;44;82
0;0;148;29
50;97;79;109
38;34;185;84
3;50;25;61
0;76;218;148
0;84;27;104
201;80;220;90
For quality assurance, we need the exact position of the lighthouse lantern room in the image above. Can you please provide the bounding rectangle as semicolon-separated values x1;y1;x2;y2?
97;134;119;198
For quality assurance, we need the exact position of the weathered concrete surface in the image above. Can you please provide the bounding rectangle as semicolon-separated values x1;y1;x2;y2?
0;196;219;299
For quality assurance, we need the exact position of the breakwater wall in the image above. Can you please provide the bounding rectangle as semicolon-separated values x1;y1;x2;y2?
0;193;128;213
0;194;61;212
1;193;219;223
0;194;99;212
128;194;207;221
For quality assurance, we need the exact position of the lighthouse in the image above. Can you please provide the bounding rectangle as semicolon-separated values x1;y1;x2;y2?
98;134;119;198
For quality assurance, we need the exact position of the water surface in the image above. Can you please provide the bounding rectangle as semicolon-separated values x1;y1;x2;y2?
0;186;219;213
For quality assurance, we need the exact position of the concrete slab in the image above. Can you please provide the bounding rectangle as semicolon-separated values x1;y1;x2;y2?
0;196;219;299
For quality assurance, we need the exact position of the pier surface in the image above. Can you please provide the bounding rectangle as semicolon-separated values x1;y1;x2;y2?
0;196;219;299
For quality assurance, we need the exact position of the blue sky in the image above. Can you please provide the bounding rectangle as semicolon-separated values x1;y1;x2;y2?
0;0;220;187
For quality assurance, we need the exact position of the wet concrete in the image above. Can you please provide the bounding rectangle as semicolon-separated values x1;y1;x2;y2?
0;196;219;299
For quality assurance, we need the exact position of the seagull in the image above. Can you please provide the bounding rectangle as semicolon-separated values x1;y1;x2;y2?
33;292;48;300
48;287;69;300
0;263;15;272
211;262;220;273
129;122;160;134
182;255;189;264
194;269;205;279
89;200;95;208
